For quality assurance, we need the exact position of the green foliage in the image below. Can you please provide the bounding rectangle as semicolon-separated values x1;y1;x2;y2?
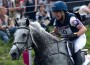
0;39;25;65
85;25;90;53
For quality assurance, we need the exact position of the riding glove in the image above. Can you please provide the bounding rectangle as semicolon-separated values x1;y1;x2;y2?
68;33;78;41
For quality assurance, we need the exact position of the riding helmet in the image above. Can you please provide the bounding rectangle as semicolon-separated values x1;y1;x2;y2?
52;1;67;12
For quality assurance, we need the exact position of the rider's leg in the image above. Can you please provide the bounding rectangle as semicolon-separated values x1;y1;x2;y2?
73;34;86;65
74;50;82;65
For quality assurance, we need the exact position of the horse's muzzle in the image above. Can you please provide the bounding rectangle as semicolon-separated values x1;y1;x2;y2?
10;44;22;60
11;52;21;60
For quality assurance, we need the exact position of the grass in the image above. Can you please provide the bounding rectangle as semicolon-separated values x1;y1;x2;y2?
0;38;25;65
85;25;90;53
0;25;90;65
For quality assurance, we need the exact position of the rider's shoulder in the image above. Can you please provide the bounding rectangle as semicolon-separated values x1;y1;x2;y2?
66;12;76;17
70;16;81;27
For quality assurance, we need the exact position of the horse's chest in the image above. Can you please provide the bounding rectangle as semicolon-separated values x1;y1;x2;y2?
34;41;69;65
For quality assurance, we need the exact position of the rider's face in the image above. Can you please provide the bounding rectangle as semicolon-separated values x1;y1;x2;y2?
53;11;62;20
39;5;45;12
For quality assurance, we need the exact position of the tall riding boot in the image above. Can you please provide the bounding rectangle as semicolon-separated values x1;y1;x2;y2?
74;50;82;65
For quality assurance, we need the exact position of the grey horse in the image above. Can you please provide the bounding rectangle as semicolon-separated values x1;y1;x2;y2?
10;18;75;65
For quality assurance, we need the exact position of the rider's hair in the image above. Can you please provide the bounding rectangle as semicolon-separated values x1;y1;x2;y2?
60;11;65;23
38;3;46;9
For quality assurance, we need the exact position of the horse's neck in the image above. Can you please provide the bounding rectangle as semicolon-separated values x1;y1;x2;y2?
30;25;58;47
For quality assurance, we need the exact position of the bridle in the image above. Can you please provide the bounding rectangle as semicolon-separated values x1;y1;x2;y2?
13;27;33;54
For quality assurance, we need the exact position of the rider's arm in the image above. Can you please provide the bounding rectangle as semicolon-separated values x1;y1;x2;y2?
70;16;87;36
51;26;60;36
76;23;87;36
53;27;59;33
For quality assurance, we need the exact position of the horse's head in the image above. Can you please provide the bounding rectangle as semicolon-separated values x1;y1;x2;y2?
10;17;33;60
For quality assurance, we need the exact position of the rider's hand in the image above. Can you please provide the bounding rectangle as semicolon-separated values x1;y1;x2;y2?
68;33;79;40
50;31;60;37
50;31;57;36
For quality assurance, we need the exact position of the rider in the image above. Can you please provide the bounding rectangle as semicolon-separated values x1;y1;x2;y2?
51;1;87;65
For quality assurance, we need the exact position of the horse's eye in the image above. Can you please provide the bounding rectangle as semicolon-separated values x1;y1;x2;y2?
23;33;27;37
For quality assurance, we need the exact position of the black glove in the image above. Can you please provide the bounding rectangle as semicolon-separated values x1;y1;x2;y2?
68;33;78;41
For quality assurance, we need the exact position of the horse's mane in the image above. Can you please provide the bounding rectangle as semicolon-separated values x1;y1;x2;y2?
29;21;59;41
30;21;45;31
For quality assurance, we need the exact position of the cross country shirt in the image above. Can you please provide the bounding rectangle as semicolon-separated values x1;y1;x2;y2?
54;12;83;36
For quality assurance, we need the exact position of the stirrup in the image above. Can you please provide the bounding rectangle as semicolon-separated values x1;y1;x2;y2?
81;49;88;55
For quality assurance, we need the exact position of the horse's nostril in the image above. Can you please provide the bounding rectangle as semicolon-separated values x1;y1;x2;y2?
12;53;17;56
11;53;17;60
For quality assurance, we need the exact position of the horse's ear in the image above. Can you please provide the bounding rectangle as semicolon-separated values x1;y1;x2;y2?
26;18;29;27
